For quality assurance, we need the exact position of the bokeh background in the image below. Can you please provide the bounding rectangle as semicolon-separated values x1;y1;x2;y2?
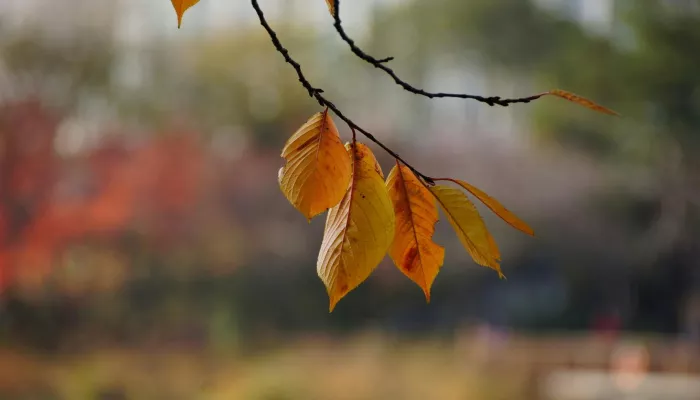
1;0;699;399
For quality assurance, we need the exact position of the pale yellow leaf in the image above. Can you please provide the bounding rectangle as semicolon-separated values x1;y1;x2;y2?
279;110;352;220
386;163;444;302
429;185;503;278
450;179;534;236
317;143;395;311
325;0;335;16
171;0;200;28
547;89;620;116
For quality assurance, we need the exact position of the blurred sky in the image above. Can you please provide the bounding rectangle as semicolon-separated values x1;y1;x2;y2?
0;0;614;38
0;0;378;39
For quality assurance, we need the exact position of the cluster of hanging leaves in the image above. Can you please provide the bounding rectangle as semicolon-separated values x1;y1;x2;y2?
278;110;534;310
171;0;619;310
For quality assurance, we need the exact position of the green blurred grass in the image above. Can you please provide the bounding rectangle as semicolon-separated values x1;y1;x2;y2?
0;331;696;400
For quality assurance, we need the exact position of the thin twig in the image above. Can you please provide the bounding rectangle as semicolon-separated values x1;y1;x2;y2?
251;0;434;184
331;0;544;107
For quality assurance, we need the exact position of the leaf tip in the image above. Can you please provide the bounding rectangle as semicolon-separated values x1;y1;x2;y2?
520;225;535;236
547;89;620;117
325;0;336;16
328;298;338;313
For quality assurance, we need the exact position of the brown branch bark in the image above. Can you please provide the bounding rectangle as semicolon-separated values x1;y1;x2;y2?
251;0;435;184
330;0;544;107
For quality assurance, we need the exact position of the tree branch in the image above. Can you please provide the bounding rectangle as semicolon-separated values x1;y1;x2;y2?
331;0;544;107
251;0;434;184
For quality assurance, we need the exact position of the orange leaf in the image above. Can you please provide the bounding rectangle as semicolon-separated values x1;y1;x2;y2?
429;185;503;278
386;163;445;302
279;110;352;220
317;143;395;311
325;0;335;16
171;0;200;28
546;89;619;116
450;179;534;236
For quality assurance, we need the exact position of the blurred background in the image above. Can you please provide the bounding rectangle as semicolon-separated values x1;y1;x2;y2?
1;0;700;398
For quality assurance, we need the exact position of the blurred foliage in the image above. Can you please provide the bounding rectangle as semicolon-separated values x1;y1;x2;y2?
0;332;698;399
373;0;700;332
0;2;698;391
116;28;326;146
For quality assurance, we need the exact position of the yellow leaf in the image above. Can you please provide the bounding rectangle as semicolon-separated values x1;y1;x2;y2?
279;110;352;220
171;0;200;28
450;179;534;236
547;89;620;116
325;0;335;16
429;185;503;278
386;163;445;302
487;232;501;262
317;142;395;311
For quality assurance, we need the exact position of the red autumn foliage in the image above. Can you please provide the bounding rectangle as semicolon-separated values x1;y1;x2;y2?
0;99;207;293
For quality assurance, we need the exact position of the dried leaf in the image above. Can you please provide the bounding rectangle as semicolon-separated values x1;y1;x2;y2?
325;0;335;16
429;185;503;278
547;89;619;116
279;110;352;220
450;179;534;236
171;0;200;28
386;164;445;302
318;143;395;311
